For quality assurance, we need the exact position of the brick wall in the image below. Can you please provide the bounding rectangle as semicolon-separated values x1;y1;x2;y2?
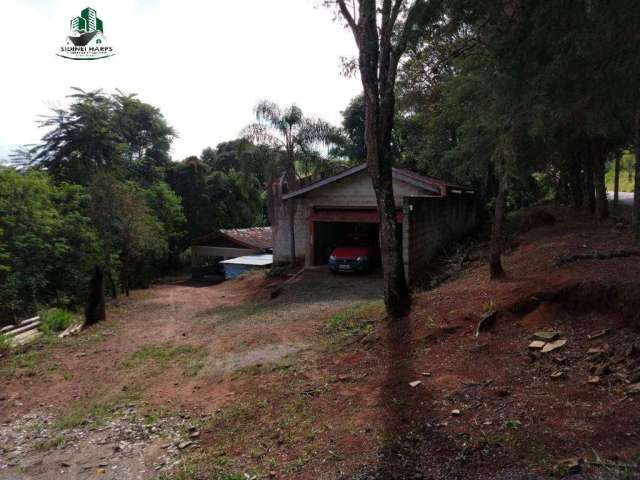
403;193;478;284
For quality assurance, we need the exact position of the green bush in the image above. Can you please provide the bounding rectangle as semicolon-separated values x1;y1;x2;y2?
39;308;75;335
0;334;10;352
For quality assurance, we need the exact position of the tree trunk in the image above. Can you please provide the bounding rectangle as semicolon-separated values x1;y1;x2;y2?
591;137;609;220
613;151;621;216
107;270;117;299
285;165;297;264
634;111;640;241
583;145;596;214
489;172;507;279
571;152;583;210
85;265;106;326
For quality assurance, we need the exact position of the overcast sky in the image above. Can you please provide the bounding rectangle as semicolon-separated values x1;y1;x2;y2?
0;0;361;162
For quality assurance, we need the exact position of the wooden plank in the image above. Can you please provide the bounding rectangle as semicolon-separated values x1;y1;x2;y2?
20;316;40;326
4;321;40;337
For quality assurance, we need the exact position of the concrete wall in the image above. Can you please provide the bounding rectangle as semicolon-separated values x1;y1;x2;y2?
402;193;478;284
274;170;424;264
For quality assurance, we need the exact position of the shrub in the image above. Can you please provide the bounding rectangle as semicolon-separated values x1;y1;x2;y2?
39;308;75;335
0;333;10;352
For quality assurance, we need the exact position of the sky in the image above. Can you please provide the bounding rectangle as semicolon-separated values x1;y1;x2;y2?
0;0;361;162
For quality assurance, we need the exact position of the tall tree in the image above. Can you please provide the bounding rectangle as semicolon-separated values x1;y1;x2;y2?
243;101;334;263
330;0;437;315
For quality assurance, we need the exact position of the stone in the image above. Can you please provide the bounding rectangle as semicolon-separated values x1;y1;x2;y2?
529;340;546;350
534;331;561;341
409;381;422;388
451;409;461;416
178;441;193;450
587;376;600;385
551;370;564;379
542;339;567;353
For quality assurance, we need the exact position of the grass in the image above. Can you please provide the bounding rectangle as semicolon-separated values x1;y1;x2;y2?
326;301;385;337
54;388;143;430
123;342;205;377
33;435;65;452
39;308;75;335
0;333;10;352
0;336;59;378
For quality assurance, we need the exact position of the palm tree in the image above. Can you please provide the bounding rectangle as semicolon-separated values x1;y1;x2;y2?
243;101;336;263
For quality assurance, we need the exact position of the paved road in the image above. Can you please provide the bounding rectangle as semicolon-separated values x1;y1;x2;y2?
608;191;634;206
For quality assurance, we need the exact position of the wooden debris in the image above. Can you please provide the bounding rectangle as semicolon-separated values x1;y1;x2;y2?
627;383;640;395
409;381;422;388
542;339;567;353
59;323;83;338
587;329;608;340
529;340;546;350
551;370;564;379
587;376;600;385
451;409;461;416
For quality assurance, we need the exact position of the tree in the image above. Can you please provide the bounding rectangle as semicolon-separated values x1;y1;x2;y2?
329;0;437;316
88;173;166;296
0;169;101;320
30;88;176;185
243;101;335;263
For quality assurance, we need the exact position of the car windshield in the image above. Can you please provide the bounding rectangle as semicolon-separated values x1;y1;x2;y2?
339;236;369;248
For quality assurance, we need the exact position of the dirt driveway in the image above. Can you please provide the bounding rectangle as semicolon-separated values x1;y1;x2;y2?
0;269;382;480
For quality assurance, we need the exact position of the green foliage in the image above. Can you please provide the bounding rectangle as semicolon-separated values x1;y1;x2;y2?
0;334;10;352
606;153;635;193
39;308;75;335
0;169;101;318
30;88;175;185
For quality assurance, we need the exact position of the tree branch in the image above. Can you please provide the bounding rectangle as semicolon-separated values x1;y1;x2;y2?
336;0;358;37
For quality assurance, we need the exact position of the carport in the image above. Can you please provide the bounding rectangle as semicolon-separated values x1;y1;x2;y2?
308;208;402;265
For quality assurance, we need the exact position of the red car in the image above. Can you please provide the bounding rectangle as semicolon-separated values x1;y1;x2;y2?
328;237;378;273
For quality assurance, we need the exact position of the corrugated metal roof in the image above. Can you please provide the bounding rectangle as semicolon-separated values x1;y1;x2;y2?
220;254;273;266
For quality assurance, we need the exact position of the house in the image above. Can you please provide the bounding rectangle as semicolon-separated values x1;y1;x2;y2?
272;164;477;284
191;227;272;279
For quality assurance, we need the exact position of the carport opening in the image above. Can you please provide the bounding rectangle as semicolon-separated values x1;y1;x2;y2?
313;222;380;265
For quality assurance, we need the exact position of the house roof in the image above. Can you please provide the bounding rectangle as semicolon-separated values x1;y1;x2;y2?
192;227;272;250
282;163;464;200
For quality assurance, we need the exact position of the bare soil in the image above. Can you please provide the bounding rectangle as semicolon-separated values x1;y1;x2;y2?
2;206;640;480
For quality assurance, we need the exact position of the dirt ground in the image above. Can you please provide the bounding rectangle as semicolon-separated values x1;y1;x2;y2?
2;206;640;480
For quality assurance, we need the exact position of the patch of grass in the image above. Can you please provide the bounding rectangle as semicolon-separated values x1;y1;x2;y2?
54;388;143;430
0;333;10;353
326;301;384;337
0;337;58;378
39;308;75;335
33;435;65;452
124;342;204;376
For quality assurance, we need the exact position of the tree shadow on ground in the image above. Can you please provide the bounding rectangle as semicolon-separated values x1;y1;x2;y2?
350;315;459;480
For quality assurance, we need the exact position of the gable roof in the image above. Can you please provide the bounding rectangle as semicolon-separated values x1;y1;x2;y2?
282;163;460;200
192;227;272;250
